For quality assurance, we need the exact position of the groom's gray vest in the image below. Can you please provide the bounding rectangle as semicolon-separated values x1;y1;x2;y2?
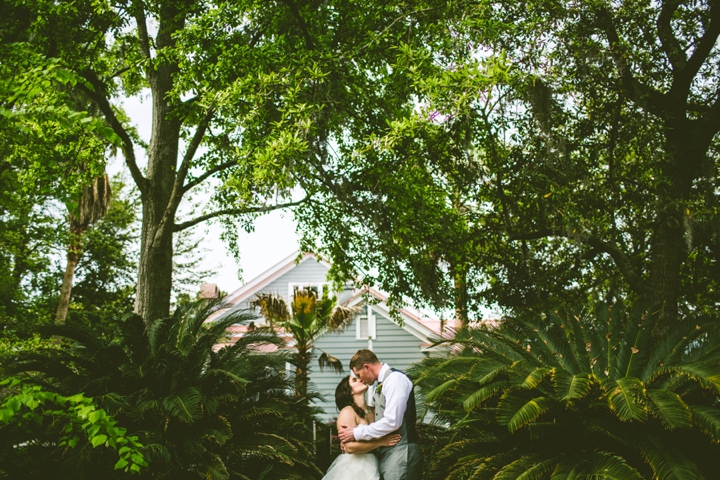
373;368;422;480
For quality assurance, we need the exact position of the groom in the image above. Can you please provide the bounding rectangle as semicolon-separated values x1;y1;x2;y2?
338;349;423;480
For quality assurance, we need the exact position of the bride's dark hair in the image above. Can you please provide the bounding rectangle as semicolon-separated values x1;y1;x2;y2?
335;375;365;418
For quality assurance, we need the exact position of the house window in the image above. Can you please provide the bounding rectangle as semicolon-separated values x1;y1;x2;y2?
356;304;376;340
288;283;327;301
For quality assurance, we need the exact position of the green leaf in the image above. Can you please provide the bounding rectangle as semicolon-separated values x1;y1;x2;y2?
91;434;108;447
520;366;554;389
114;458;129;470
88;409;106;423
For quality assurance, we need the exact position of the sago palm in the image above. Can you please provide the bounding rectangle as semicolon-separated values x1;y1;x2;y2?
9;302;321;479
251;287;359;400
411;301;720;479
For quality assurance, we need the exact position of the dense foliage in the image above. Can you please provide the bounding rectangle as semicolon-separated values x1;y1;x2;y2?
4;304;321;479
298;0;720;330
410;302;720;479
0;379;147;477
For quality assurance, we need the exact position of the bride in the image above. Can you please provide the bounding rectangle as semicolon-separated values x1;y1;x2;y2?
322;375;401;480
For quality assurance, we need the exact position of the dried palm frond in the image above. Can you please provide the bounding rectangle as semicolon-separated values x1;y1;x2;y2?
317;350;344;373
250;293;290;324
326;304;361;332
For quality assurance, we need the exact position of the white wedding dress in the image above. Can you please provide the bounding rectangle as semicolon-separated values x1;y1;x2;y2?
322;453;380;480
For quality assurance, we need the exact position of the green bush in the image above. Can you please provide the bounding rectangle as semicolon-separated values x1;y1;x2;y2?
5;302;321;479
410;301;720;479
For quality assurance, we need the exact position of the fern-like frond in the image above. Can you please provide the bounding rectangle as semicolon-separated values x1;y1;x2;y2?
497;394;551;433
646;388;691;430
588;450;644;480
317;350;344;373
554;371;595;401
425;378;458;403
691;406;720;443
637;436;706;479
520;366;554;389
603;377;647;422
493;455;541;480
463;381;510;411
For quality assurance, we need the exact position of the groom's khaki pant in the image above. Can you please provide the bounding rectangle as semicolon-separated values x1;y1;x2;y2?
376;442;423;480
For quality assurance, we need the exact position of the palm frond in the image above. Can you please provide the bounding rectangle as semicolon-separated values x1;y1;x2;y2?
654;362;720;394
554;371;595;401
691;406;720;443
326;304;360;332
425;379;458;403
316;350;344;373
637;436;706;479
603;377;647;422
493;455;541;480
250;293;290;323
463;381;511;411
646;388;691;430
520;366;554;389
497;394;552;433
588;451;645;480
516;457;561;480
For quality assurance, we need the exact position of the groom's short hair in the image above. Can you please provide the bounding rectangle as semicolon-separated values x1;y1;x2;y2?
350;349;380;370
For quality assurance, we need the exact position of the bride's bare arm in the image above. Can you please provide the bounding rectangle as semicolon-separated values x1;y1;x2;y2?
337;407;401;454
343;433;401;454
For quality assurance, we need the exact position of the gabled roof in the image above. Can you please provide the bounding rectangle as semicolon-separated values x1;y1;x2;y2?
223;251;331;306
217;250;451;346
342;287;447;343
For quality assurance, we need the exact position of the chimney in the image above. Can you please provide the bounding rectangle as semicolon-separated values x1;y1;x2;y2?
199;283;220;300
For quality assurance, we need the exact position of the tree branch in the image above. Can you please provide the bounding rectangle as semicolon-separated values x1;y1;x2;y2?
133;3;153;67
166;109;215;215
79;69;147;193
173;197;308;232
509;228;648;294
594;5;667;117
677;0;720;94
182;158;237;193
658;0;687;70
279;0;314;50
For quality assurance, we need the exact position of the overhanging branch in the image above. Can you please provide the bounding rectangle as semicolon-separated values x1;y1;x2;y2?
594;5;667;117
166;108;215;215
509;228;648;294
173;197;308;232
79;69;147;193
182;159;237;193
658;0;686;70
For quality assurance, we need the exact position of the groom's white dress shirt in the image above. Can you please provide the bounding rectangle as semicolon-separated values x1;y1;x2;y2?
353;363;413;441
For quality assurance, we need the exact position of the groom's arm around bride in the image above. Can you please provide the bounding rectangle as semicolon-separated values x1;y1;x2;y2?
337;349;423;480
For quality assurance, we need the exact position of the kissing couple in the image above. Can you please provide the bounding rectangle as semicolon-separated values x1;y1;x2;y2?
322;349;423;480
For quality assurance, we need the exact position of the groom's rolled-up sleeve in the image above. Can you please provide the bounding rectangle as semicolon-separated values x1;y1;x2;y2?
353;372;413;441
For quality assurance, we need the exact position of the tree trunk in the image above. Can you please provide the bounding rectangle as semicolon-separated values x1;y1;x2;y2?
55;240;81;325
453;261;469;328
647;117;705;336
133;3;183;324
295;345;310;401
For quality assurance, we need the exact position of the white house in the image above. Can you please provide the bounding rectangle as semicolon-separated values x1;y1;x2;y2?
214;251;451;420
